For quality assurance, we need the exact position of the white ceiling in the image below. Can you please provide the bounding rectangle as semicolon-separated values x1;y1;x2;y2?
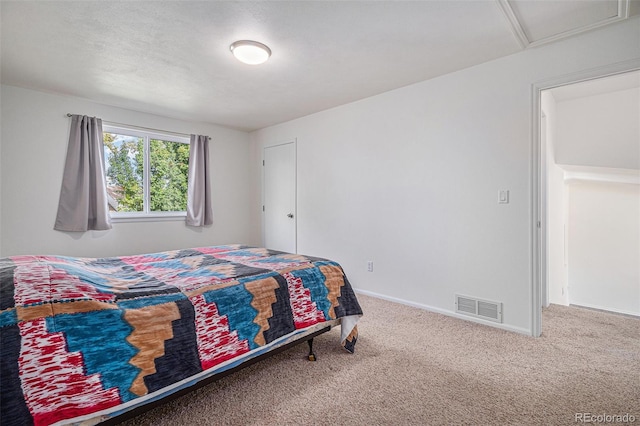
1;1;637;131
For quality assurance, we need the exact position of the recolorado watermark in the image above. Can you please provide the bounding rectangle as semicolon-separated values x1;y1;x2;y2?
575;413;636;423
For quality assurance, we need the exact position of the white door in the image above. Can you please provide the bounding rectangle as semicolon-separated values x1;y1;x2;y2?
263;142;296;253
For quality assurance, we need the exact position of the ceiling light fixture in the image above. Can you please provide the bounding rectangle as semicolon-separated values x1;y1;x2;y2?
230;40;271;65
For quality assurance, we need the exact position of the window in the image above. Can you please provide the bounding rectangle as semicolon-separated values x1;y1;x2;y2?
103;125;190;221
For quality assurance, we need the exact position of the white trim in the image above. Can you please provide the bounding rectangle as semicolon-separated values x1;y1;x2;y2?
526;0;629;48
495;0;529;49
540;114;549;309
103;124;190;145
570;302;639;318
533;59;640;93
353;288;531;336
496;0;630;49
103;121;194;141
143;130;151;213
110;212;187;223
561;165;640;185
531;58;640;338
531;82;542;337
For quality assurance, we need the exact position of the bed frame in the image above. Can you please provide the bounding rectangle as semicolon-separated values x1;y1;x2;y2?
100;325;332;425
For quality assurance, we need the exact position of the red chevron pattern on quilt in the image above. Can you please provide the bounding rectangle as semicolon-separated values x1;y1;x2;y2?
0;245;363;426
18;318;120;425
192;293;250;370
15;265;117;307
13;264;51;305
283;272;327;329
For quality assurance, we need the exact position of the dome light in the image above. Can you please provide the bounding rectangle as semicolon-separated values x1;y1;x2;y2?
230;40;271;65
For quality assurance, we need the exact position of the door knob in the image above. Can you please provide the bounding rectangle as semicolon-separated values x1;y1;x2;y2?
287;213;294;218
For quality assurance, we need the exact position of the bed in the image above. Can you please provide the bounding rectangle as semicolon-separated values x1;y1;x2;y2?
0;245;362;426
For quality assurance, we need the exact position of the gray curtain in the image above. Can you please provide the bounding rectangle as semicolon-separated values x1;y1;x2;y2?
186;134;213;226
54;115;112;231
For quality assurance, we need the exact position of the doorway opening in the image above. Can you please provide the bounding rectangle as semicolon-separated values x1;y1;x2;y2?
534;67;640;335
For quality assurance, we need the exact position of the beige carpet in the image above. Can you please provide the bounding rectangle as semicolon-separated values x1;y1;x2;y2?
121;294;640;425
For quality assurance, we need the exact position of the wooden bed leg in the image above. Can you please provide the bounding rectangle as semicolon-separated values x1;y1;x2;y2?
307;338;317;361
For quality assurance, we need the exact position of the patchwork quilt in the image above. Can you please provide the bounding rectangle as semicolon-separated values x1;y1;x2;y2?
0;245;362;426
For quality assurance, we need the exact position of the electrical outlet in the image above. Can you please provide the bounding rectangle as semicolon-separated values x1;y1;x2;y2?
367;261;374;272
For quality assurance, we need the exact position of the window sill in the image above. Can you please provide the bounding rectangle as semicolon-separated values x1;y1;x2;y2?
110;213;187;223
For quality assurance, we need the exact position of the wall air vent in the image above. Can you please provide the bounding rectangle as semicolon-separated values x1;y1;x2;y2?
455;295;503;323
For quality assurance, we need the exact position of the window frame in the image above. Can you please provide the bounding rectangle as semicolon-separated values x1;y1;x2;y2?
103;125;190;223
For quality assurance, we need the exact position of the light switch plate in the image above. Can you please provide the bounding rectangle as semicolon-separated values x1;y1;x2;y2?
499;190;509;204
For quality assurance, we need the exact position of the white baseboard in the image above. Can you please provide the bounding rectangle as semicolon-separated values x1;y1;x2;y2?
353;288;532;336
569;302;640;318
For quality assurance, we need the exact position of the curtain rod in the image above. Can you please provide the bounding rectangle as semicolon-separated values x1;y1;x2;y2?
66;113;211;140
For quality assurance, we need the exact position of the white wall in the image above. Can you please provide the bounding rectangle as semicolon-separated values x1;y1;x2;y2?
567;181;639;316
555;87;640;170
250;17;640;334
0;85;260;257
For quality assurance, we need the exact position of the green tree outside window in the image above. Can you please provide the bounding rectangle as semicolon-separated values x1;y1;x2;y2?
103;131;189;214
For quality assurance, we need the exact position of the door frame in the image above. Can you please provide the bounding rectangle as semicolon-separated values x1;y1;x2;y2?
530;58;640;337
262;139;298;253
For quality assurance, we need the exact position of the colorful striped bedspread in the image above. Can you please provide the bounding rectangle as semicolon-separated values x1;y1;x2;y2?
0;245;362;426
